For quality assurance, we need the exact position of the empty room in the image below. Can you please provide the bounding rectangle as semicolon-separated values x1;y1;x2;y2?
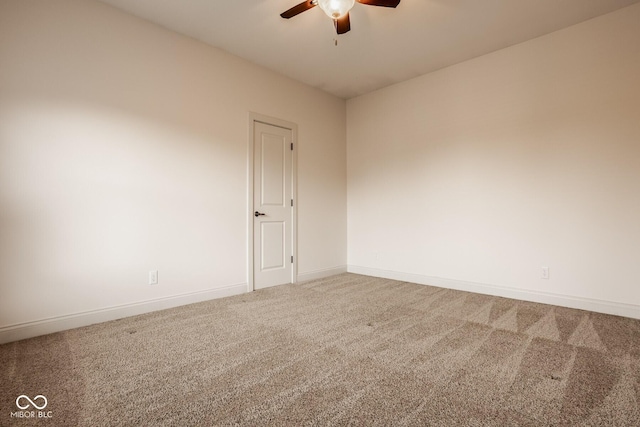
1;0;639;425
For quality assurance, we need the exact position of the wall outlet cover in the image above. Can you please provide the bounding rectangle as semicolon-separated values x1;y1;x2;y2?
149;270;158;285
541;267;549;280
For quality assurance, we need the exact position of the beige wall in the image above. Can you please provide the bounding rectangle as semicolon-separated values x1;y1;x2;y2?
347;4;640;316
0;0;347;336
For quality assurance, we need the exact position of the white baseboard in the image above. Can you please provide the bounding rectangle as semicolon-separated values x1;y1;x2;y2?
297;265;348;283
347;265;640;320
0;283;247;344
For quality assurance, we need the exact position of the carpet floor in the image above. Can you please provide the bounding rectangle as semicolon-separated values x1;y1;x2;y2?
1;273;640;426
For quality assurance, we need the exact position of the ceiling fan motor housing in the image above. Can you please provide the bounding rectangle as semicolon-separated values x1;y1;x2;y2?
280;0;400;35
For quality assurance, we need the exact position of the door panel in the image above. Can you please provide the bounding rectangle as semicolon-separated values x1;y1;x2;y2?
261;135;285;206
261;221;285;270
254;122;292;289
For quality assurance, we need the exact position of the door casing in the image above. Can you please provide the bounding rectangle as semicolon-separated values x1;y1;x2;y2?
247;112;297;292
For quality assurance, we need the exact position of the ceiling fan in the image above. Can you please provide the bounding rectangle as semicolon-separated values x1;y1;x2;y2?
280;0;401;35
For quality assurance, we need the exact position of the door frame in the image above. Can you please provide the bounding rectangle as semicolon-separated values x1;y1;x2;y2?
247;112;298;292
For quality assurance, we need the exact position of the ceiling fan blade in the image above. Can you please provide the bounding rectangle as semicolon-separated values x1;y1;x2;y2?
356;0;400;7
335;13;351;34
280;0;317;19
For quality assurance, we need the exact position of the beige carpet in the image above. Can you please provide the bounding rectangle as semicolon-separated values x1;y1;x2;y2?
2;273;640;426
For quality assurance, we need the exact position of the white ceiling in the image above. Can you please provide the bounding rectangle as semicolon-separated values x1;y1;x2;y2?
97;0;640;99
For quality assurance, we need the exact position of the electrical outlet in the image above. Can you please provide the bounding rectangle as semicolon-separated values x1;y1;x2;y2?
149;270;158;285
541;267;549;280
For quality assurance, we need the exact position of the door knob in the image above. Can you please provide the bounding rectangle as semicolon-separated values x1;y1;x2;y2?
254;211;266;217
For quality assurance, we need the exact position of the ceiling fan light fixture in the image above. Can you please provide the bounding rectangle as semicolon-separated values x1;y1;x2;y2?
317;0;355;19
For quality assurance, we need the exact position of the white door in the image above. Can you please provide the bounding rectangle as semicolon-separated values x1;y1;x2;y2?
253;122;293;289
